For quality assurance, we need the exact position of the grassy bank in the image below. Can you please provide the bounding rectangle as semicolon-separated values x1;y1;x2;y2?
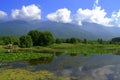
1;43;120;54
47;43;120;54
0;52;53;62
0;43;120;62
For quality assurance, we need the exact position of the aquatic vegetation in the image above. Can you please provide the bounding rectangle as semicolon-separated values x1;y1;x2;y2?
0;68;70;80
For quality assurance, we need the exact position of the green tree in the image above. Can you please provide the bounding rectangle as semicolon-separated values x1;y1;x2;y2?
55;38;63;44
38;31;54;46
111;37;120;44
97;38;103;44
83;38;88;44
28;30;40;46
69;38;78;44
19;35;33;48
12;37;19;45
65;38;71;43
2;36;13;45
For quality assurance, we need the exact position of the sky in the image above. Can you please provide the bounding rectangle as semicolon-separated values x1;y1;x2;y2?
0;0;120;27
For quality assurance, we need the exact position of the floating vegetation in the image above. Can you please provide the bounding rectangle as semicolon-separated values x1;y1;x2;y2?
0;68;70;80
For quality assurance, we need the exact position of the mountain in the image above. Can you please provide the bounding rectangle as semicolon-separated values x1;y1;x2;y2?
36;21;120;40
36;21;97;40
0;20;120;40
0;20;31;37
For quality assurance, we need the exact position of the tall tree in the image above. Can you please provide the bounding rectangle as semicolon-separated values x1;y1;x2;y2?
2;36;13;45
83;38;88;44
19;35;33;48
38;31;54;46
28;30;40;46
70;37;78;44
55;38;63;44
97;38;103;44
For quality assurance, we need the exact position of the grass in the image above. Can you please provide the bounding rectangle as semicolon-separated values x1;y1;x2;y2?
0;52;53;62
2;43;120;54
0;68;70;80
47;43;120;54
0;43;120;62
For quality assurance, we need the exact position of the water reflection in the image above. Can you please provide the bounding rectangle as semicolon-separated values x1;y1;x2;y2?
55;52;63;57
28;56;54;65
69;53;77;57
1;53;120;80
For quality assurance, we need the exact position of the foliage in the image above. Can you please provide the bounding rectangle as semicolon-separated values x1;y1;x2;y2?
28;30;40;46
19;35;33;48
65;38;80;44
12;37;19;45
83;38;88;44
38;31;54;46
111;37;120;43
2;36;13;45
28;30;54;46
97;38;103;44
69;37;79;44
55;38;63;44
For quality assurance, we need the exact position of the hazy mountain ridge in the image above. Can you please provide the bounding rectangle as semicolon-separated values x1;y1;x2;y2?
0;20;120;40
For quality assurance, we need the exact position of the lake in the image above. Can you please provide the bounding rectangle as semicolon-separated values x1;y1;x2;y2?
1;53;120;80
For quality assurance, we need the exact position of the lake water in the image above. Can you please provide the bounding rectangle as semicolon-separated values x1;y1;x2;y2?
1;53;120;80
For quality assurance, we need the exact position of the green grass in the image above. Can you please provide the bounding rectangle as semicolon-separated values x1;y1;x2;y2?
0;52;53;62
47;43;120;54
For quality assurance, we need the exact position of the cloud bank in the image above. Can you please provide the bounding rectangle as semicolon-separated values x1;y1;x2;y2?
72;0;112;26
11;4;41;21
1;0;120;27
46;0;120;27
111;10;120;27
47;8;71;23
0;11;7;19
73;6;112;26
46;0;113;26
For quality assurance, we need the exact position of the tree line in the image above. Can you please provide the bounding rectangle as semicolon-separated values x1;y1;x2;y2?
1;30;54;48
0;30;120;48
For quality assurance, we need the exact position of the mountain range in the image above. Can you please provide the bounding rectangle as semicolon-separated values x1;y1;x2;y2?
0;20;120;40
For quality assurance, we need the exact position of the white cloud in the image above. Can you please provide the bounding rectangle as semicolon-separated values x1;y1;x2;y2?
93;0;99;8
47;8;72;23
73;6;112;26
111;10;120;27
11;4;41;21
72;0;112;26
0;11;7;19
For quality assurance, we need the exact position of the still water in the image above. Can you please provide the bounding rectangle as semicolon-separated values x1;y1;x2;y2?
1;53;120;80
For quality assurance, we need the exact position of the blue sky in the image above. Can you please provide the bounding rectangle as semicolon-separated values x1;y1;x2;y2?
0;0;120;26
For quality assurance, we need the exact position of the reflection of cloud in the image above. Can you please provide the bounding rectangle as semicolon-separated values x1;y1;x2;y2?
61;69;72;77
92;65;114;80
54;65;120;79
